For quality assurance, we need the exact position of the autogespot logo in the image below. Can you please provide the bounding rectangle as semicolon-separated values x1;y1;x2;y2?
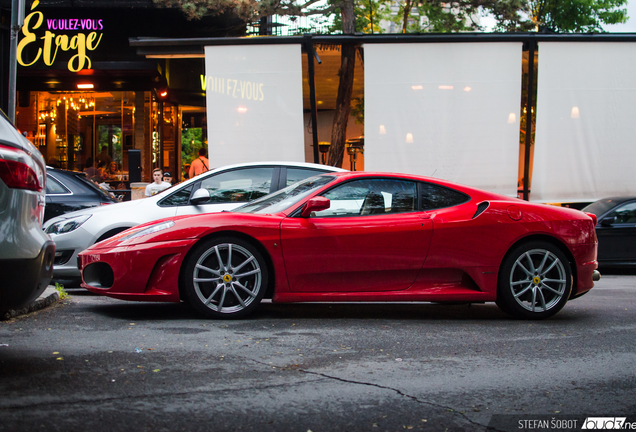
582;418;632;429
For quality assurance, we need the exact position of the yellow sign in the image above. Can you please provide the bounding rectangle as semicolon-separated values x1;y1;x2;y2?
200;75;265;101
17;0;103;72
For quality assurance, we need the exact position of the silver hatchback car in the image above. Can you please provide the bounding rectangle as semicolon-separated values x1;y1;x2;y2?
0;110;55;313
44;161;345;286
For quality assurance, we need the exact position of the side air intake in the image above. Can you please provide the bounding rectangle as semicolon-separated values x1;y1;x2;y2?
473;201;489;219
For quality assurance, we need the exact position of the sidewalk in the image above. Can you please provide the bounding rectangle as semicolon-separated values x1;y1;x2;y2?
1;285;60;320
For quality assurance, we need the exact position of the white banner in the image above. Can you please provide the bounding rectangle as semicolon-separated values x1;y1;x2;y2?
364;43;522;196
204;45;305;166
532;42;636;203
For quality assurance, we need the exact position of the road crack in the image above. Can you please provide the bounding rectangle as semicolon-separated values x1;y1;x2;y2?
249;358;503;431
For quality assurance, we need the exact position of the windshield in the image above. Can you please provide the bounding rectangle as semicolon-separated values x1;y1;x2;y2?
233;175;336;214
582;199;622;217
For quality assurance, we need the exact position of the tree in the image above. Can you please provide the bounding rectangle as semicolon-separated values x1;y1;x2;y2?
529;0;628;32
154;0;340;22
154;0;360;168
330;0;392;34
383;0;627;33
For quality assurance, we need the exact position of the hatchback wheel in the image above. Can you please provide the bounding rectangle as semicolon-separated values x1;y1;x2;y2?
497;241;572;319
182;237;267;319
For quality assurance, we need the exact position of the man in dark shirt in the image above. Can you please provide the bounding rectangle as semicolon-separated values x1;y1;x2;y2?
96;145;113;167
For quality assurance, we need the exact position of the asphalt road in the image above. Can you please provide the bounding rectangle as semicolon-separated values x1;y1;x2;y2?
0;273;634;432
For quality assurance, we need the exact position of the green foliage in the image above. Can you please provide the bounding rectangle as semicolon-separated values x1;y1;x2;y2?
399;1;481;33
181;128;204;166
55;283;69;300
350;96;364;125
488;0;536;32
97;125;122;167
153;0;629;34
530;0;628;32
329;0;392;33
152;0;341;23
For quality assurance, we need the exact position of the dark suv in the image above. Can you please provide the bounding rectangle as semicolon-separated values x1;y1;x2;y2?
0;110;55;313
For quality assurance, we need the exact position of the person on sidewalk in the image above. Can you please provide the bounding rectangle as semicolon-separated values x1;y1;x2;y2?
145;168;171;197
189;147;209;178
163;171;173;185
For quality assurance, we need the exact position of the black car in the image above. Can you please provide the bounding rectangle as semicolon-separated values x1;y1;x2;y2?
582;197;636;267
45;168;118;222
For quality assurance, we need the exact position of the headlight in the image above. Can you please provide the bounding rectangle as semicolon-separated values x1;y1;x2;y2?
45;215;92;234
120;221;175;241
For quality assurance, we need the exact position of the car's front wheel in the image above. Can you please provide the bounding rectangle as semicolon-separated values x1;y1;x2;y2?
182;237;267;319
496;241;572;319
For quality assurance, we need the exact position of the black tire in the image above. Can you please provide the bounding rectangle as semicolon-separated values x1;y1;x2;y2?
496;240;572;319
182;237;268;319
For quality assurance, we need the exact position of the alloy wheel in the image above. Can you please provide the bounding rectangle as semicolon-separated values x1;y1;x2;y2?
192;242;262;314
508;248;567;313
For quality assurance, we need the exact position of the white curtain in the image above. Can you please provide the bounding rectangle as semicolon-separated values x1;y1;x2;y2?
204;45;305;166
532;42;636;203
364;43;523;196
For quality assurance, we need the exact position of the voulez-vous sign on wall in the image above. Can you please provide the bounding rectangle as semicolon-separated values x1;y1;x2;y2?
17;0;104;72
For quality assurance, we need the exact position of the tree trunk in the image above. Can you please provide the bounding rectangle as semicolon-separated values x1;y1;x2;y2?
327;0;356;168
402;0;413;33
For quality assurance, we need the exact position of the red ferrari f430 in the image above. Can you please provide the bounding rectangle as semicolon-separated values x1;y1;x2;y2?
79;172;600;320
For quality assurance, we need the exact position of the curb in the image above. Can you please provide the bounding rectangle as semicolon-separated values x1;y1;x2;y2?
1;286;60;321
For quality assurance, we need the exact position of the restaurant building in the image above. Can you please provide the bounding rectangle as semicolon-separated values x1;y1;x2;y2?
1;0;243;184
4;2;636;204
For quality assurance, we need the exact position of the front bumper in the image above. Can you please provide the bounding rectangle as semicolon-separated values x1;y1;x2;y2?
0;240;55;311
80;239;193;302
48;227;94;279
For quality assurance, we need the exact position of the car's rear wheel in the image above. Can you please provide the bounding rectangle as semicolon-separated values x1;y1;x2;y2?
182;237;267;319
496;241;572;319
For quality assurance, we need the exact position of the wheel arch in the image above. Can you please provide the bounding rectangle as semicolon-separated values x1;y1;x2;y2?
500;234;578;297
177;230;276;301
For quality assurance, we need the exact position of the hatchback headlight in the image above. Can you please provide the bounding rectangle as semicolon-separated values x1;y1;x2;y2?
119;221;175;241
45;214;91;235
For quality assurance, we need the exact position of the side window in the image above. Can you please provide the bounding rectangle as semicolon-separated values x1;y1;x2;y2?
313;178;417;217
46;175;70;195
200;167;275;203
607;201;636;224
420;182;469;210
285;168;326;187
159;184;193;207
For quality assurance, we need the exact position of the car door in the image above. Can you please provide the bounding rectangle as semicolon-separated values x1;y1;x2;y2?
596;200;636;264
173;166;277;216
280;178;433;293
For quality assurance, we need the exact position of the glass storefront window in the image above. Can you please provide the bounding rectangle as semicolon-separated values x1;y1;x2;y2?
16;91;139;174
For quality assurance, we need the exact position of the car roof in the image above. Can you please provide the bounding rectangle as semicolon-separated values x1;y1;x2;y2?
47;167;117;201
149;160;346;199
206;161;346;172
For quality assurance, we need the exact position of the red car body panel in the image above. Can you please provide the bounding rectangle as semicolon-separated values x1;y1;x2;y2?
79;172;598;306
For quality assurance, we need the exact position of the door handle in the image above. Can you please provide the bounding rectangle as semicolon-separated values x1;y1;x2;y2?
419;213;432;219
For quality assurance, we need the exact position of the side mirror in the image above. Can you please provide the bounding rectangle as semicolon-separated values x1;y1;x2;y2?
600;216;616;227
190;188;210;205
301;196;330;217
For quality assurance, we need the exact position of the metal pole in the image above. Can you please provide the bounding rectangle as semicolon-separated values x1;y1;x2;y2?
8;0;24;123
304;34;321;164
523;41;536;202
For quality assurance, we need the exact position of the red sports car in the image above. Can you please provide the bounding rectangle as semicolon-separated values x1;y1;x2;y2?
79;172;600;320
